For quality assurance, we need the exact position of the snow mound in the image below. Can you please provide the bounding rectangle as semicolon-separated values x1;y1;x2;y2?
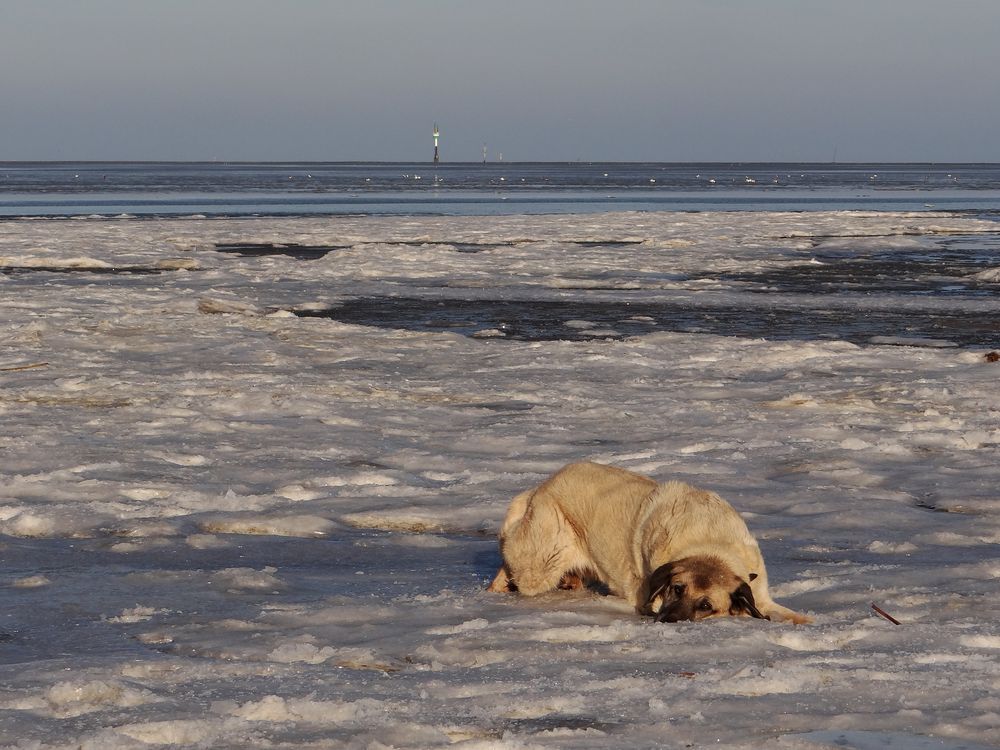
971;267;1000;282
227;695;385;724
198;514;337;537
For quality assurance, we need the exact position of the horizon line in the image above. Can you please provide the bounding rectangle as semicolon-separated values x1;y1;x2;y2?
3;159;1000;167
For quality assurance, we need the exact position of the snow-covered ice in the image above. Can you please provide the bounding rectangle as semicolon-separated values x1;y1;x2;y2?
1;211;998;748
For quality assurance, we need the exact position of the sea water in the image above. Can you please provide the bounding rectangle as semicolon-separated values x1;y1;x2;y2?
3;161;1000;216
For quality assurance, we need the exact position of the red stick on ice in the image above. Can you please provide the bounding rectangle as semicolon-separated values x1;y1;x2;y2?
871;602;901;625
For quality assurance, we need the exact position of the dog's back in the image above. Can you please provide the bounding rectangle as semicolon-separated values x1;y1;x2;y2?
543;462;657;589
543;461;657;529
635;480;762;572
491;462;655;596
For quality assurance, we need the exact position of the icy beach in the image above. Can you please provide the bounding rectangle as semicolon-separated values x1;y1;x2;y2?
1;210;999;748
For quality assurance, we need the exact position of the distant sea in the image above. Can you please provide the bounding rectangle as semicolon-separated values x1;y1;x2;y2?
2;162;1000;218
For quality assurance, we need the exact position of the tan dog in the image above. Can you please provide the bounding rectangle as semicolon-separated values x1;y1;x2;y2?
488;462;811;624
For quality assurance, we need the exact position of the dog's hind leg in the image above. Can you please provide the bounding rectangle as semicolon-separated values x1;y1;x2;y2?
497;494;589;597
487;490;535;593
487;566;515;592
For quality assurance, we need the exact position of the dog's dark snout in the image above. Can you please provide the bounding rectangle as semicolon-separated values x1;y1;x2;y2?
655;603;688;623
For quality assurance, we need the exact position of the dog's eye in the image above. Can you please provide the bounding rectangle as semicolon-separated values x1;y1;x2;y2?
672;584;686;598
698;599;714;613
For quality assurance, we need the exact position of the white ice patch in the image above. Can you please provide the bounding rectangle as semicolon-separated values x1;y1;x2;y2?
971;267;1000;282
1;680;161;719
0;255;111;269
106;605;169;624
185;533;233;549
148;451;210;467
275;483;328;501
113;719;224;746
10;574;51;588
198;514;336;537
266;641;337;664
958;634;1000;649
226;695;385;724
0;511;57;537
425;618;490;636
868;540;918;554
527;622;637;643
210;567;285;591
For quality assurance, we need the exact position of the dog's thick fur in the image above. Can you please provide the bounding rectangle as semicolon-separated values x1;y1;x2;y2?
487;462;811;624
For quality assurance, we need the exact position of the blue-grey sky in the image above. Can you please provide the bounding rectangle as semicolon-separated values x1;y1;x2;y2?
3;0;999;162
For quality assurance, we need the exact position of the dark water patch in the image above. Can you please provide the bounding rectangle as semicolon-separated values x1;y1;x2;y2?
210;237;650;260
451;243;501;253
464;400;538;412
720;259;999;297
0;265;165;276
385;239;643;253
569;438;624;447
712;235;1000;297
8;161;1000;194
215;242;348;259
441;241;528;253
293;296;1000;348
915;498;953;513
502;716;621;735
367;240;529;252
215;240;527;256
573;239;645;247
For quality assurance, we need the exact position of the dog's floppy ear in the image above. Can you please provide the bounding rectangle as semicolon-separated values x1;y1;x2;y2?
730;580;769;620
644;563;675;614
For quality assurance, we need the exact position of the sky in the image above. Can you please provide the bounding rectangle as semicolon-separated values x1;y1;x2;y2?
3;0;999;162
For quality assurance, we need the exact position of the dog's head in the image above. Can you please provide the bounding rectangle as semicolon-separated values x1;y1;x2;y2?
643;556;768;623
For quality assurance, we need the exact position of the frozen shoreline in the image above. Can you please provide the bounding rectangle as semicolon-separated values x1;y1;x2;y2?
1;211;998;748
